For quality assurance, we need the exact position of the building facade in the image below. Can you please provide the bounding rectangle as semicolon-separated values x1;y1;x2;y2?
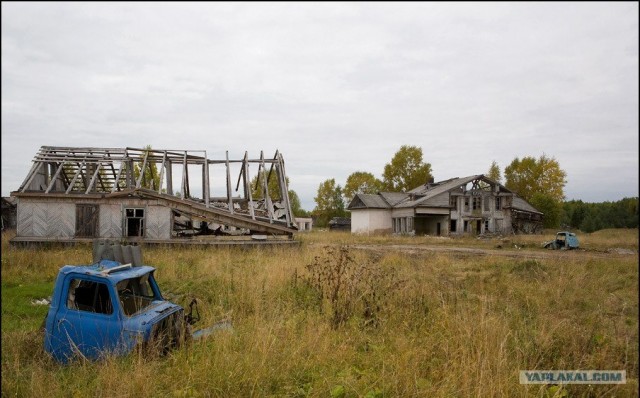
348;175;543;236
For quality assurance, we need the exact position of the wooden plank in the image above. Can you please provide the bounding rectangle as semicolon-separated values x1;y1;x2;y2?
75;204;99;237
99;204;122;238
45;162;65;193
135;150;149;189
259;151;274;223
226;151;233;214
266;150;279;195
106;151;118;185
146;206;171;239
85;163;102;194
20;161;43;192
181;151;188;199
244;152;255;220
76;161;88;191
276;153;292;226
235;154;245;192
96;165;108;192
111;160;125;193
279;153;296;226
148;155;158;191
165;157;173;196
203;151;210;207
65;161;85;194
157;151;167;194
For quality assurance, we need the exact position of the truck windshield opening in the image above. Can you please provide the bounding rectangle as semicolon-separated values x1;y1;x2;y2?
117;275;156;316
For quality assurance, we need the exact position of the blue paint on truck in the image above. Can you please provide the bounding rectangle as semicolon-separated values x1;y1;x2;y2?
44;260;185;363
542;231;580;250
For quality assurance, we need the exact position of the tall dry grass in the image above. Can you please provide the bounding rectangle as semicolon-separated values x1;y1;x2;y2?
300;228;639;252
2;230;638;397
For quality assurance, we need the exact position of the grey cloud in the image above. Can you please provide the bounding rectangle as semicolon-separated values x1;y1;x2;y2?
2;2;638;210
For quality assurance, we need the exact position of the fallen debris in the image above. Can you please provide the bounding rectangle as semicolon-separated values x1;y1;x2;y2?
30;298;51;306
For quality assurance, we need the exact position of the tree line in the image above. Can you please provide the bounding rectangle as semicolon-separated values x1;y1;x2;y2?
134;145;638;232
312;145;433;227
310;146;638;231
561;198;638;232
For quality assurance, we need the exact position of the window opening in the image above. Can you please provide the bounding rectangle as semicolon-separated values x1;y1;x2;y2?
67;279;113;315
117;275;156;316
125;208;145;237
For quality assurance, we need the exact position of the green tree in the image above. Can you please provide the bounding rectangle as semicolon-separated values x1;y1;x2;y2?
343;171;383;204
487;160;502;184
530;192;562;229
504;154;566;229
313;178;346;227
562;197;638;232
562;200;587;229
133;145;160;190
382;146;433;192
288;189;310;217
504;154;566;203
250;170;284;201
250;172;309;216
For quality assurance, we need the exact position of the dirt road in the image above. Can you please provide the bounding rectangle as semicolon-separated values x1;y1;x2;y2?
347;244;637;260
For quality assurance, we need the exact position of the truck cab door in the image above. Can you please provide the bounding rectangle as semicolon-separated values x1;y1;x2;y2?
50;276;123;362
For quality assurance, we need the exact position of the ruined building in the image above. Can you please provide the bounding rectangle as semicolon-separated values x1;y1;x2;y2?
348;175;543;235
10;146;298;245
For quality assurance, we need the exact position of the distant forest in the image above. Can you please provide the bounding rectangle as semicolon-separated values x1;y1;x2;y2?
561;197;639;232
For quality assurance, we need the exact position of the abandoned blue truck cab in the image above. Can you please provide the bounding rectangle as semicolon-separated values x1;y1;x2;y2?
44;259;186;363
542;231;580;250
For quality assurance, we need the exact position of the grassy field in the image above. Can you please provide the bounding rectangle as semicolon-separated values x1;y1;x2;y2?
1;229;638;397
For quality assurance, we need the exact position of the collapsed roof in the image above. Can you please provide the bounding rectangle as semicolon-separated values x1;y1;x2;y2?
13;146;298;236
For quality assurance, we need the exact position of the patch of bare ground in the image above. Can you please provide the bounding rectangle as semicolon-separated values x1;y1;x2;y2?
342;243;637;260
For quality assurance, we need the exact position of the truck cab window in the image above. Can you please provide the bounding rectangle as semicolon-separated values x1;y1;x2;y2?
117;276;156;316
67;279;113;315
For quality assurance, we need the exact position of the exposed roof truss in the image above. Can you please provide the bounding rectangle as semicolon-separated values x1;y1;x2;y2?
15;146;297;235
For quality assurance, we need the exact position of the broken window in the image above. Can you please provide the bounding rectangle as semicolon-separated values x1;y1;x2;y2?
67;279;113;315
495;197;502;210
125;208;145;237
464;197;469;211
117;275;156;316
392;217;412;233
76;204;99;237
450;219;457;233
472;197;481;210
484;219;490;232
450;196;457;210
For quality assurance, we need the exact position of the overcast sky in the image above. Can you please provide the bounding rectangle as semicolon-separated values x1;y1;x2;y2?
2;2;638;210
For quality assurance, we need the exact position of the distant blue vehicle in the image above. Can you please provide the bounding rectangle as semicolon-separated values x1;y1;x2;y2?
44;260;188;363
543;231;579;250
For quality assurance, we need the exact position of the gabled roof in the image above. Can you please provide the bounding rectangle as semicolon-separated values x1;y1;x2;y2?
379;192;409;206
348;194;391;209
397;175;484;208
510;196;544;215
348;192;409;209
347;174;541;215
